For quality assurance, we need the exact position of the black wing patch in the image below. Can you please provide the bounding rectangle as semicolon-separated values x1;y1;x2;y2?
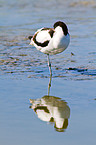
49;29;54;38
33;31;49;47
41;28;50;31
34;106;50;113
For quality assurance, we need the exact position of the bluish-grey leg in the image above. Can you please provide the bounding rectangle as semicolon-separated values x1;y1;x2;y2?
47;54;52;76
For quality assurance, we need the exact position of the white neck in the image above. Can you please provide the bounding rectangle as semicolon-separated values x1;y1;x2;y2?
55;26;64;36
53;26;70;50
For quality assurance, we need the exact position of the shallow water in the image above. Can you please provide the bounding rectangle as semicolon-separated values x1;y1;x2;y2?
0;0;96;145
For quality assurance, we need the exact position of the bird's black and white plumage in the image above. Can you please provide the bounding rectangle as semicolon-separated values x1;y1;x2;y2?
28;21;70;76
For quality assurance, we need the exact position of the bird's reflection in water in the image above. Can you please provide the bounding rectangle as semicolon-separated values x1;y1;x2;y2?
29;76;70;132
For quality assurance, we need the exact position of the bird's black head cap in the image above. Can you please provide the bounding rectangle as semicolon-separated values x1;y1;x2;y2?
53;21;68;36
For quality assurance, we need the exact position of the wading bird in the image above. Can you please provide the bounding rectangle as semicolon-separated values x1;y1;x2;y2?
28;21;70;76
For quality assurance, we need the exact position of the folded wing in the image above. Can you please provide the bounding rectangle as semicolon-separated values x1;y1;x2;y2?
32;28;54;48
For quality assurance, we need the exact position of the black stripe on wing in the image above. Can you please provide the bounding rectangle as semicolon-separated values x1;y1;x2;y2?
33;31;49;47
34;106;50;113
49;28;54;38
